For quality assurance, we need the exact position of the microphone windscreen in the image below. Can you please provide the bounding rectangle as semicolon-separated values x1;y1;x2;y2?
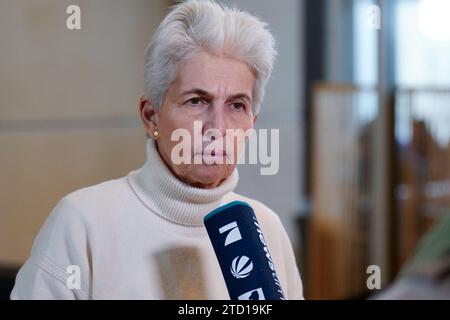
204;201;285;300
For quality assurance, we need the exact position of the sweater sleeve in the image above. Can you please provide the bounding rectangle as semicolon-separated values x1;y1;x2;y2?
246;198;305;300
10;255;86;300
10;197;91;300
277;217;304;300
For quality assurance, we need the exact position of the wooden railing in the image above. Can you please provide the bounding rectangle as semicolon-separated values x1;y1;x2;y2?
307;84;450;299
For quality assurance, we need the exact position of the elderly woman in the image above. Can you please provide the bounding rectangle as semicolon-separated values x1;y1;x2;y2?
11;0;303;299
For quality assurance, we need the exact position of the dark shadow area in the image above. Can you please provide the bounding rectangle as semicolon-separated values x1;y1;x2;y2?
0;266;18;300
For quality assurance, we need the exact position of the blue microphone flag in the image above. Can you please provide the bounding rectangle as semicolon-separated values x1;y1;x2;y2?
204;201;285;300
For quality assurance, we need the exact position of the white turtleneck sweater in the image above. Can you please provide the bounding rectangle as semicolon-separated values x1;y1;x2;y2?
11;139;304;300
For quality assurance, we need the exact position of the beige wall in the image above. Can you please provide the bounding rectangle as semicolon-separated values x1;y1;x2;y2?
0;0;170;265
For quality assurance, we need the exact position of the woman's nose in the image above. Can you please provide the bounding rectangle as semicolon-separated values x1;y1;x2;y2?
202;108;226;138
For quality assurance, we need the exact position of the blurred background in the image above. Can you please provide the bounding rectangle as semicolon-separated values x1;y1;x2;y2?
0;0;449;299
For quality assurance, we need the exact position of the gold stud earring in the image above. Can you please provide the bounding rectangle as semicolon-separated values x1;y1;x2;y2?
153;129;159;138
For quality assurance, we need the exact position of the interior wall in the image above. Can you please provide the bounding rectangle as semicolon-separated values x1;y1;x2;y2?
0;0;170;265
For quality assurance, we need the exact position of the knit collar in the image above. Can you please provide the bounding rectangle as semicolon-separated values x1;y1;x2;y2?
127;139;239;227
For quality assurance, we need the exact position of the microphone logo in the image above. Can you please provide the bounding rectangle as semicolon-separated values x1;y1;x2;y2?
218;221;242;246
231;256;253;279
238;288;265;300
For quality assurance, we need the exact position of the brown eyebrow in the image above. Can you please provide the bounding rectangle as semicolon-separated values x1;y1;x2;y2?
180;88;252;104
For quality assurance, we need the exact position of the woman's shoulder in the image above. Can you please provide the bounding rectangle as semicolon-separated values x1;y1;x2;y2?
223;192;284;229
35;176;134;237
65;176;130;205
60;176;134;217
29;176;133;255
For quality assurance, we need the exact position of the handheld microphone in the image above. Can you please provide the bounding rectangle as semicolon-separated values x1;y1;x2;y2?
204;201;285;300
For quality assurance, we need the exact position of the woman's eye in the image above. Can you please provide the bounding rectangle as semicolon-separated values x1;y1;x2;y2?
231;102;245;111
187;97;203;105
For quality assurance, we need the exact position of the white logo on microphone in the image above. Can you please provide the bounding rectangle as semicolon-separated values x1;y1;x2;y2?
219;221;242;246
238;288;265;300
231;256;253;279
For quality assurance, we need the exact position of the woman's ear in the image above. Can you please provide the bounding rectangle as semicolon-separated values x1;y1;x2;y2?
253;115;258;126
139;95;159;138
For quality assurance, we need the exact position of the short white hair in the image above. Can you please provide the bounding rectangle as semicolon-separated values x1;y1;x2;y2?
144;0;277;115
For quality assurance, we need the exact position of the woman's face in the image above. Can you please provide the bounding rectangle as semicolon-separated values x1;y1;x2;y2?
140;51;257;188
